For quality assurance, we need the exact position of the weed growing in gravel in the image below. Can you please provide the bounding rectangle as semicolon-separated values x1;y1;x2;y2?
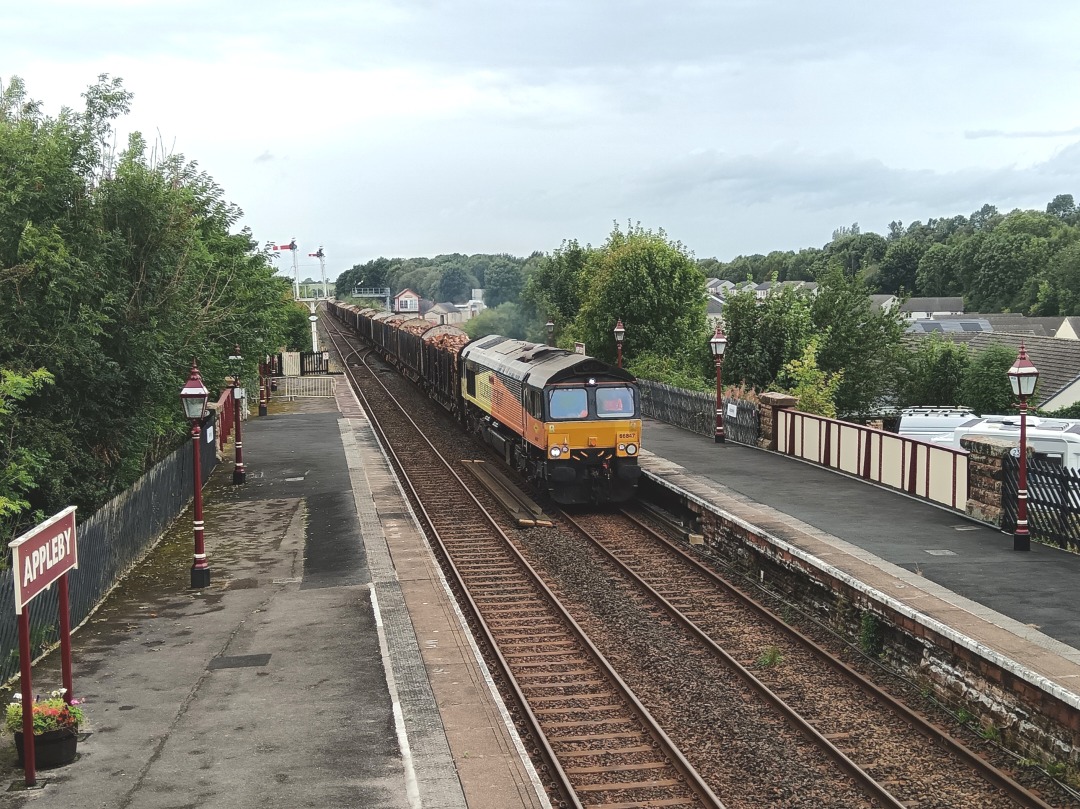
955;708;973;725
756;646;784;668
978;723;1000;741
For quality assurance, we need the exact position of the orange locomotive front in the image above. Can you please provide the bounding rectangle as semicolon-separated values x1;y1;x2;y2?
460;337;640;505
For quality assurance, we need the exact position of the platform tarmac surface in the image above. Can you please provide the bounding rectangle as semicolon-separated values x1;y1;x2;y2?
640;417;1080;698
0;392;547;808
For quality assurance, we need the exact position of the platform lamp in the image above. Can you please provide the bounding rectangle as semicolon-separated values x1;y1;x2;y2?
546;318;555;347
1007;343;1038;552
709;325;728;443
228;346;246;485
180;360;212;588
613;319;626;368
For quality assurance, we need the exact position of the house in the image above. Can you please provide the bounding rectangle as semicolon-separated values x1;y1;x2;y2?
705;278;735;298
423;302;463;325
706;295;725;329
394;288;421;314
935;313;1080;340
870;294;899;313
905;319;992;335
898;297;964;320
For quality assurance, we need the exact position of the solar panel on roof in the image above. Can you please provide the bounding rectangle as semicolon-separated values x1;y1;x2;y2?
927;323;943;332
959;322;981;331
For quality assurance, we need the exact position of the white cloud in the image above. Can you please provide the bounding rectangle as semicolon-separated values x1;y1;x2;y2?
5;0;1080;270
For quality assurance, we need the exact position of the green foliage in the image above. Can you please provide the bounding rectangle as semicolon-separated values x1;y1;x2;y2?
463;302;531;341
482;256;525;308
522;239;594;331
961;345;1019;416
627;351;712;393
778;337;842;418
0;369;53;524
0;75;300;540
755;646;784;668
723;281;813;391
1043;400;1080;419
810;265;907;417
899;335;970;408
859;611;883;657
571;224;707;368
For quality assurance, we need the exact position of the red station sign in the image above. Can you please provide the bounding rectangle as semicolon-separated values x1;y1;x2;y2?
10;505;78;613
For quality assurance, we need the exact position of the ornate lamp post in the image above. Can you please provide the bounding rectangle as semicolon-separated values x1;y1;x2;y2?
1007;344;1039;552
258;355;269;417
709;325;728;443
180;361;211;588
613;319;626;368
546;318;555;347
229;346;246;485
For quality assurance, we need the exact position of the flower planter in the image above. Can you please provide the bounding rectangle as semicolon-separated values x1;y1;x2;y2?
14;728;78;768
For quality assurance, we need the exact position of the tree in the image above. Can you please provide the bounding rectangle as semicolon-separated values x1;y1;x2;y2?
572;223;707;370
915;243;960;297
435;262;474;303
463;302;530;340
961;345;1018;416
778;337;843;418
810;265;907;417
722;281;813;391
0;369;52;531
899;336;970;407
877;237;923;294
1046;193;1077;223
483;258;525;308
522;239;593;330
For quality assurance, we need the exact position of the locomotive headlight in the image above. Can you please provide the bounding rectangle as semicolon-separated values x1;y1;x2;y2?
625;443;638;455
618;443;626;451
550;446;562;458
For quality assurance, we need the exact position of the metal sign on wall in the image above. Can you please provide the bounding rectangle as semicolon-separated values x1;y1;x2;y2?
9;506;78;613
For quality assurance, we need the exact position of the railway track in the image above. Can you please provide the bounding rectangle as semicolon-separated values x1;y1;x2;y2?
549;507;1059;809
321;310;1073;808
323;317;725;809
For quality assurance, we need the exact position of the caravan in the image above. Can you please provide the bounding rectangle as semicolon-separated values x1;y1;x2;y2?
921;415;1080;470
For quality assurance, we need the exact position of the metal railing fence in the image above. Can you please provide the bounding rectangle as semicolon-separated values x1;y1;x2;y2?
0;411;219;684
637;379;761;446
1003;455;1080;551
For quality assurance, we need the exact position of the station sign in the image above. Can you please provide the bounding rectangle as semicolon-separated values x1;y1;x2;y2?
9;506;78;613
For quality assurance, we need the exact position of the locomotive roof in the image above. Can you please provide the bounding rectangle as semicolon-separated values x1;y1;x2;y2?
461;335;634;386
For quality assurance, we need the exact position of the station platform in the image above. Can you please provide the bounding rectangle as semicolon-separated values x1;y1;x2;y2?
0;385;547;808
639;417;1080;704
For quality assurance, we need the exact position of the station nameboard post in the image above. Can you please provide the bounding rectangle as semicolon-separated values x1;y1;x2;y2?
8;506;78;788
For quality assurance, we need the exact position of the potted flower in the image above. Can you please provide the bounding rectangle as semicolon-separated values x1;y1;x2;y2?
5;689;84;768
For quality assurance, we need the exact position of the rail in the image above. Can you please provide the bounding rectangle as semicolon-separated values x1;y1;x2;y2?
776;408;968;511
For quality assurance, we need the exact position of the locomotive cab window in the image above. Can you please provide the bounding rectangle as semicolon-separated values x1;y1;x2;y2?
596;386;635;418
549;387;588;420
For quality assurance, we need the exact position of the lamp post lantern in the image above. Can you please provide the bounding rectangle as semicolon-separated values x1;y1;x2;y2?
180;361;211;588
1007;343;1039;552
709;325;728;443
613;319;626;368
229;346;246;485
546;318;555;347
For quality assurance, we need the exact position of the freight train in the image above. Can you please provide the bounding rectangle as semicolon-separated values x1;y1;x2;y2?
327;300;642;504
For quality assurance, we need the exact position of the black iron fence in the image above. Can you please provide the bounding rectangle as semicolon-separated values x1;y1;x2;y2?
637;379;761;446
1002;454;1080;551
0;412;219;684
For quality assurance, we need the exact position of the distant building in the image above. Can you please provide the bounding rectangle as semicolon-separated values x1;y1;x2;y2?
393;288;420;314
898;297;964;320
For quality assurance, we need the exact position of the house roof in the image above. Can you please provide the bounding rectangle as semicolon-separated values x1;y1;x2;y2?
944;332;1080;408
935;313;1079;339
706;296;725;315
870;294;897;310
906;319;991;334
898;296;964;313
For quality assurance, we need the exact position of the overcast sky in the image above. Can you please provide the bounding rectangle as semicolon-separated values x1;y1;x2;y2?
7;1;1080;281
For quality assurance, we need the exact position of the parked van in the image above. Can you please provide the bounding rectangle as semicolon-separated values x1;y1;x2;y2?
925;415;1080;470
897;407;977;440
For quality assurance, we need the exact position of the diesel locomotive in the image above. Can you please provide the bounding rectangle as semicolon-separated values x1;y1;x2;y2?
327;300;642;504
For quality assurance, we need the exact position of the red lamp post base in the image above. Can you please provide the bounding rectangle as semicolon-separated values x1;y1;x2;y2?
233;468;246;485
714;431;725;444
190;566;211;589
